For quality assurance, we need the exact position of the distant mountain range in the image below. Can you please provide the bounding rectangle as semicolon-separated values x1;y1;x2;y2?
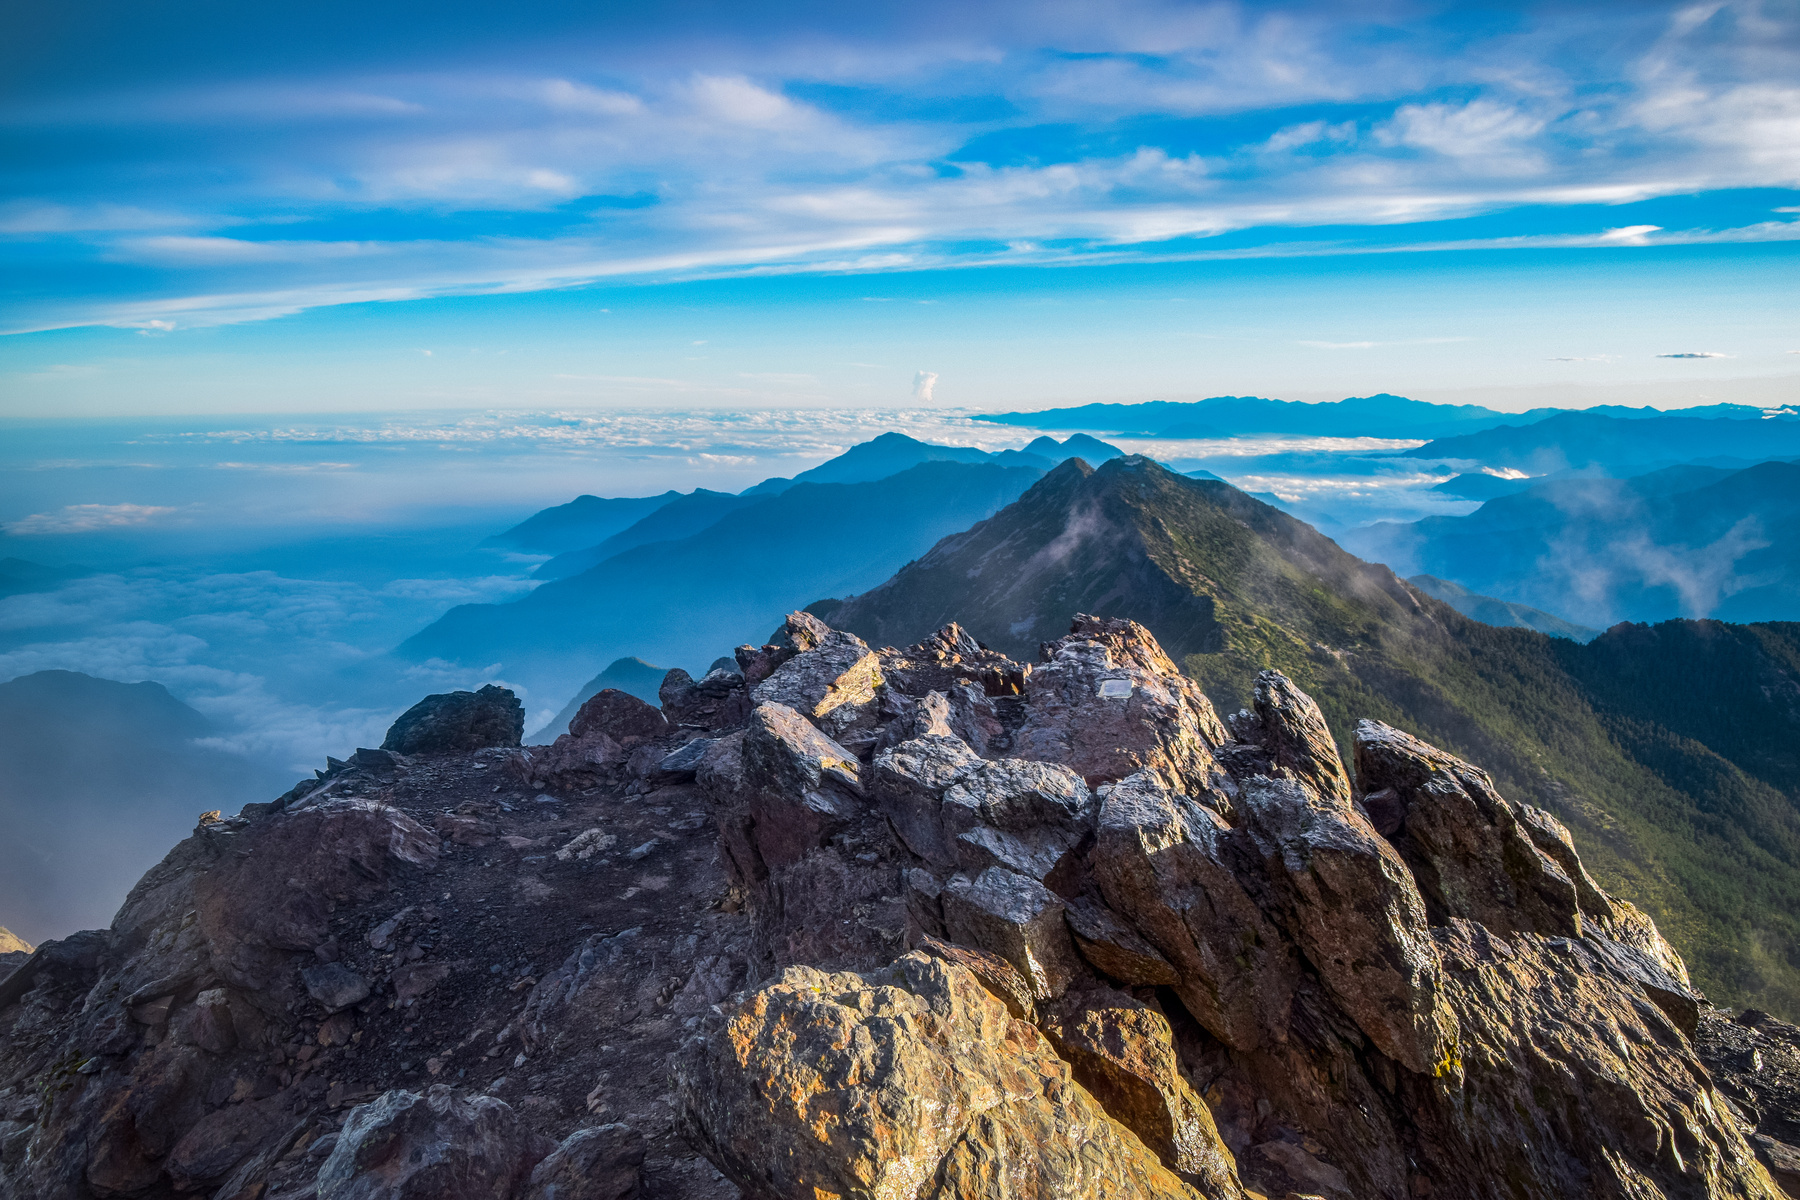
528;433;1125;581
403;458;1050;708
974;393;1782;441
1344;459;1800;628
816;455;1800;1015
1403;411;1800;475
0;670;288;943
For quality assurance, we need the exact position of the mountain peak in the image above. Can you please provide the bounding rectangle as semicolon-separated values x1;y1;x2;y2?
823;452;1418;675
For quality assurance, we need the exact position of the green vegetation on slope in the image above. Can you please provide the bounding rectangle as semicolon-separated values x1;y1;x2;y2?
826;456;1800;1016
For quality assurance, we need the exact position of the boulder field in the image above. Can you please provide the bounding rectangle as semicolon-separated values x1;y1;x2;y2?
0;613;1793;1199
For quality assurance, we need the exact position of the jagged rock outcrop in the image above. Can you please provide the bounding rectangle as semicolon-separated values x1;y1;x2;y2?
659;665;750;731
382;684;524;756
1013;615;1230;799
3;610;1791;1200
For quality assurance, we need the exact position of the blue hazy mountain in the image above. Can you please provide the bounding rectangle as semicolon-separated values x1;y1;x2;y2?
743;432;995;495
487;490;682;554
1404;411;1800;475
535;490;767;580
1407;574;1598;641
1430;472;1536;501
527;655;670;741
1346;460;1800;628
0;670;288;943
401;459;1046;703
1021;433;1124;463
526;433;1122;581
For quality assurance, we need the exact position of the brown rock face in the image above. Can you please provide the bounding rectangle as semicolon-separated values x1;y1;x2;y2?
1087;770;1295;1052
1011;614;1229;798
674;953;1209;1200
569;689;668;745
1041;987;1240;1195
1353;719;1582;937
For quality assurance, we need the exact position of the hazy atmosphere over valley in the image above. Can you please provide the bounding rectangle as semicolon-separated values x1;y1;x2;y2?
5;3;1800;1199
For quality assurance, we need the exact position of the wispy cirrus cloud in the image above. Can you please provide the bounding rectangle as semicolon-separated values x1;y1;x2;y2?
4;1;1799;333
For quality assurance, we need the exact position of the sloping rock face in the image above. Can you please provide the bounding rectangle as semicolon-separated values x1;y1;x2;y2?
1;609;1790;1200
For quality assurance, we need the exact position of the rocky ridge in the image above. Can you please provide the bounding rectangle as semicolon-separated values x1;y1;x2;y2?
0;614;1793;1199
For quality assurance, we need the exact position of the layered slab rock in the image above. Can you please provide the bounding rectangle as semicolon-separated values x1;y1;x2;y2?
752;620;886;746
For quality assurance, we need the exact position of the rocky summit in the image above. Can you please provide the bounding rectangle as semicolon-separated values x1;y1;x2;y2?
1;612;1793;1199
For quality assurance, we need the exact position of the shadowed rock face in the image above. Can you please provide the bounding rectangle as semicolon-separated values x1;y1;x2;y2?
0;611;1789;1200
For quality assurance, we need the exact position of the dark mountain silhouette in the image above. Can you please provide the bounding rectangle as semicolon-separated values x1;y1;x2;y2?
1405;411;1800;475
1346;460;1800;628
401;460;1045;706
0;670;287;944
818;455;1800;1014
487;490;681;555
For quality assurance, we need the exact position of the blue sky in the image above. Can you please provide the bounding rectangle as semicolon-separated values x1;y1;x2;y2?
4;0;1798;413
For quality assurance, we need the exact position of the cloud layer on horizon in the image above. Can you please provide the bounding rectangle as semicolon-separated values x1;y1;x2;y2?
4;0;1799;333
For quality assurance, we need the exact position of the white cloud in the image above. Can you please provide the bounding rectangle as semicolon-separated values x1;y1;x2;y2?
1377;100;1547;165
4;503;177;535
912;370;939;401
1656;350;1732;358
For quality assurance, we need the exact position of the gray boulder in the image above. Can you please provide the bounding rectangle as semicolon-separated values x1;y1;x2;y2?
317;1086;541;1200
522;1124;644;1200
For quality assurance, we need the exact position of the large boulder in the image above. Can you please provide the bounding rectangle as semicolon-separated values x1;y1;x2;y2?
382;685;523;756
870;734;984;868
521;1124;644;1200
1011;615;1229;799
570;689;668;745
674;952;1210;1200
940;867;1084;1000
659;665;749;730
317;1086;543;1200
